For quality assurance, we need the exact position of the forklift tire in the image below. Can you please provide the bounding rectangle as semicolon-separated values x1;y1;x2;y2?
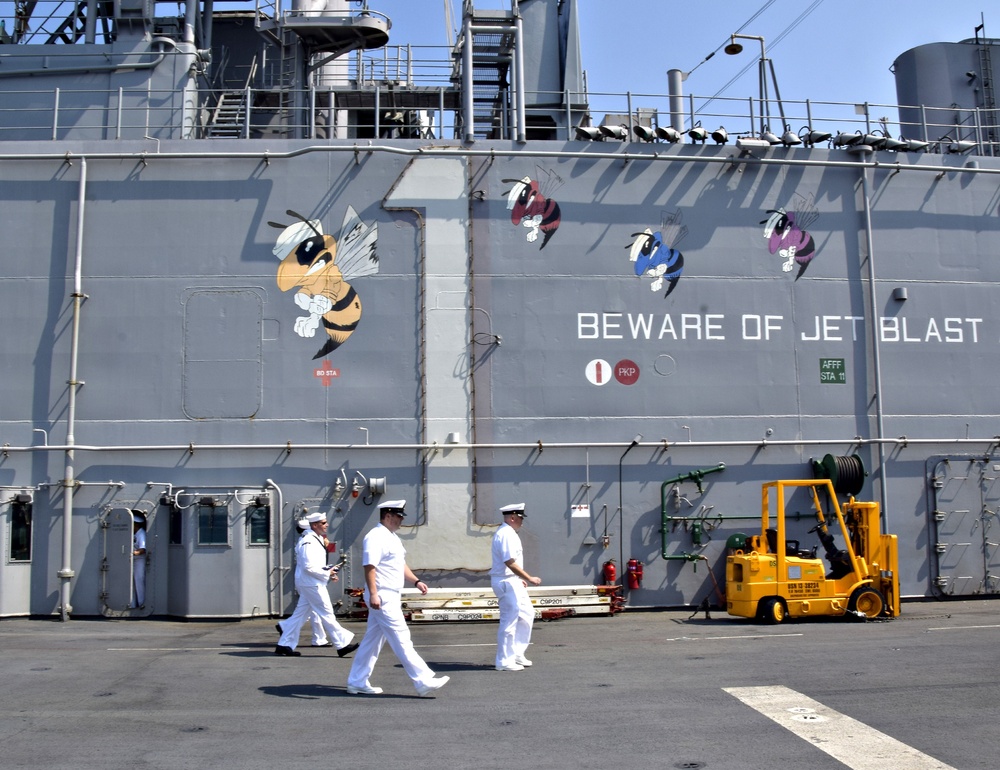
758;597;786;625
848;587;885;619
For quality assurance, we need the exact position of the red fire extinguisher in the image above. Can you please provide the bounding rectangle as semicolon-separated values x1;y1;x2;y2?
602;559;617;586
626;558;643;589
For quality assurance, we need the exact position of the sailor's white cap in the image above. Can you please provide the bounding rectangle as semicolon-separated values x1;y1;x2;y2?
272;220;322;259
378;499;407;516
500;503;526;517
305;511;327;524
132;512;145;523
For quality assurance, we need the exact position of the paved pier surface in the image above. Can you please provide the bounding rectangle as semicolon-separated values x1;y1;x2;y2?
1;600;995;769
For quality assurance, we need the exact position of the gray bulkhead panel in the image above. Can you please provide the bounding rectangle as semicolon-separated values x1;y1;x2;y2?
2;137;1000;615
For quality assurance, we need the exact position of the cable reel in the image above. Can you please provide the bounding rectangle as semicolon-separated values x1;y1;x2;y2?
811;453;867;496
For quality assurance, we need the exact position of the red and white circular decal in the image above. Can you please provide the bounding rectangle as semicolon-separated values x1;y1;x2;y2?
614;359;640;385
585;359;613;386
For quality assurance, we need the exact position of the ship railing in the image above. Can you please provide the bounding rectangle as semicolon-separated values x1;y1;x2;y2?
572;89;1000;157
0;80;998;156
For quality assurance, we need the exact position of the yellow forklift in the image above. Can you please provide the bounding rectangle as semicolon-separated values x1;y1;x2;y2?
726;478;900;623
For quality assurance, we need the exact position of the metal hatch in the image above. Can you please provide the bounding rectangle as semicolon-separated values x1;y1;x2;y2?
101;507;153;617
930;457;1000;596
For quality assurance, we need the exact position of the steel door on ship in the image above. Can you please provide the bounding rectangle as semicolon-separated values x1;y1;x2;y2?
930;457;1000;596
101;507;153;616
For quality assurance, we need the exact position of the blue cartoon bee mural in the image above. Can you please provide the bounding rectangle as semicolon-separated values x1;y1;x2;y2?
761;194;819;277
627;210;688;297
503;169;563;249
270;206;378;359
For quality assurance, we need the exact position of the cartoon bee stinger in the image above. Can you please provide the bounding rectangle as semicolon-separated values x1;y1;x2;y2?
270;206;378;359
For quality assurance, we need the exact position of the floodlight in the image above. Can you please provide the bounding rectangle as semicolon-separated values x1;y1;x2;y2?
940;135;976;154
633;125;656;142
711;126;729;144
780;125;801;146
688;124;708;143
655;126;682;143
833;131;863;148
599;124;629;140
800;127;832;146
761;126;781;145
575;126;603;141
901;137;929;152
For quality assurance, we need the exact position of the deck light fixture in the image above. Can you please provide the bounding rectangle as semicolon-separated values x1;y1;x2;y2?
655;126;682;143
599;124;629;140
575;126;603;141
779;124;801;146
711;126;729;144
901;137;929;152
833;131;863;148
688;122;708;143
940;135;976;154
800;127;832;147
633;125;656;142
761;125;782;145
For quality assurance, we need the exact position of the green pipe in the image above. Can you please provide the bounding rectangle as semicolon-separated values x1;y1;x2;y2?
659;464;725;561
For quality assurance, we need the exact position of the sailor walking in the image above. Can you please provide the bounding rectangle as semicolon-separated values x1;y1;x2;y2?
346;500;450;696
275;511;358;658
491;503;542;671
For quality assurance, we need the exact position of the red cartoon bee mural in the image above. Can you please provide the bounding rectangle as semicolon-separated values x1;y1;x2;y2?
502;169;563;249
761;194;819;277
270;206;378;359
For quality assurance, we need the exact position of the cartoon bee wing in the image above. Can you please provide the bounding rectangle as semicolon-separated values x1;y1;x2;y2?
335;205;379;281
659;210;688;248
535;166;565;198
790;193;820;231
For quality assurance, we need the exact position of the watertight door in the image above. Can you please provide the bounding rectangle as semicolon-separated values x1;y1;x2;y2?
101;507;152;615
930;459;999;596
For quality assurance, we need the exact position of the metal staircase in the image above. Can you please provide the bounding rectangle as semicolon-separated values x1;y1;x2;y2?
453;4;516;140
205;57;257;138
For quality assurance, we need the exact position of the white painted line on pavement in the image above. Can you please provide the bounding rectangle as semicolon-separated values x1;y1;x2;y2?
927;624;1000;631
724;685;955;770
664;633;804;642
110;643;499;651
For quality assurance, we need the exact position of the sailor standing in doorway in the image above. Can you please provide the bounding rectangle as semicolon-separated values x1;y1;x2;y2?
275;511;359;658
491;503;542;671
131;512;147;609
346;500;450;696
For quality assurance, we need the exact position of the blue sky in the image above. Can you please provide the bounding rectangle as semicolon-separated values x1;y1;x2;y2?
372;1;989;111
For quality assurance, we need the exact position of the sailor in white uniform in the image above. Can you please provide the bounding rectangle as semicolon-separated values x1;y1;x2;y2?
276;511;358;657
491;503;542;671
276;517;332;647
131;512;147;609
346;500;450;697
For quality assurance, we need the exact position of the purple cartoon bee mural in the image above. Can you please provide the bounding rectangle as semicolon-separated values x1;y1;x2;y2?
502;169;563;249
761;194;819;277
627;210;688;297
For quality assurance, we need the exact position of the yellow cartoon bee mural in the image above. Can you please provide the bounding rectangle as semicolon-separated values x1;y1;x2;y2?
269;206;378;359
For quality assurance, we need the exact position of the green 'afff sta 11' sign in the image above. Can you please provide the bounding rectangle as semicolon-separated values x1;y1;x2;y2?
820;358;846;383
